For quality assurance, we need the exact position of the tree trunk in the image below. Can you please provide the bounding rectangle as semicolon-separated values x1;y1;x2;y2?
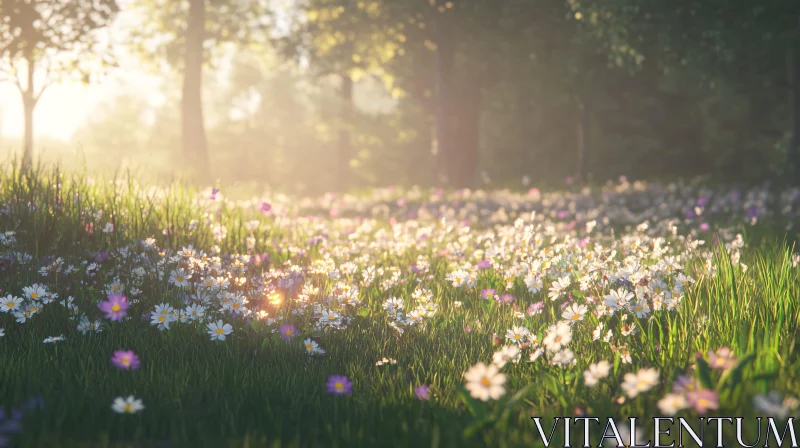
21;55;36;170
433;11;455;185
576;94;590;185
450;81;481;188
337;73;353;191
790;45;800;182
181;0;211;184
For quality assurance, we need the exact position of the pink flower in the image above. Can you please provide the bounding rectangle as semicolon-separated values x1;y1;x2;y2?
686;389;719;414
260;202;272;214
110;350;140;370
98;294;129;321
707;347;737;370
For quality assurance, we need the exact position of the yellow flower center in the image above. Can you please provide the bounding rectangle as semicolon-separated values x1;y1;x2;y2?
122;358;130;366
335;382;344;390
285;329;293;335
216;328;224;334
697;398;711;408
480;377;491;387
31;293;39;299
111;304;121;312
306;345;313;350
158;316;166;322
123;403;133;413
571;314;581;321
176;276;183;282
113;286;120;291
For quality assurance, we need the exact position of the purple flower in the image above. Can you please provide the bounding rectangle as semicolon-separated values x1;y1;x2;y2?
209;188;220;200
476;260;492;270
671;375;700;394
481;289;496;300
98;294;129;321
699;222;710;232
415;385;430;400
696;196;709;207
110;350;140;370
279;324;297;342
557;210;570;219
686;389;719;414
260;202;272;214
326;375;352;395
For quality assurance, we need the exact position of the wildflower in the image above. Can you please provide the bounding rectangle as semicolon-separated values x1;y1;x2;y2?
22;284;47;301
260;202;272;214
671;375;700;394
604;288;634;311
529;348;545;362
481;289;496;300
169;269;190;288
111;396;144;414
415;385;430;400
527;302;544;316
505;325;530;344
376;357;397;366
492;345;521;368
620;368;659;398
326;375;353;395
279;324;297;342
548;276;571;301
543;322;572;352
43;335;66;343
551;349;576;367
658;393;688;416
753;391;791;420
149;311;175;331
111;350;140;370
98;294;129;321
0;295;23;313
707;347;737;370
464;362;506;401
497;294;515;305
686;389;719;414
0;328;3;337
207;320;233;341
583;360;611;387
303;338;325;356
562;303;588;323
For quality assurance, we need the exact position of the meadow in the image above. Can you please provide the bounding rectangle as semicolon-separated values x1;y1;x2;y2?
1;167;800;447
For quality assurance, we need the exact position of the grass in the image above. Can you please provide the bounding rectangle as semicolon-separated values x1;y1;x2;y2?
1;165;800;447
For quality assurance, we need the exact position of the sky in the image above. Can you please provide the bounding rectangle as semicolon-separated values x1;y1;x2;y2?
0;3;161;142
0;0;394;143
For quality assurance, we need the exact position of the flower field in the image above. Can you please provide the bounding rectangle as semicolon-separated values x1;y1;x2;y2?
2;168;800;447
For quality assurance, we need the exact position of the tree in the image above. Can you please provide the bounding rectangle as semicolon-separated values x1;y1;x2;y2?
0;0;119;168
129;0;270;184
568;0;800;181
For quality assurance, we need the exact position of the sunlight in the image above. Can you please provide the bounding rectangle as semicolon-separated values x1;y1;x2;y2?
0;81;95;141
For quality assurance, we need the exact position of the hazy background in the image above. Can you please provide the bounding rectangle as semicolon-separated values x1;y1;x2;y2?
1;0;798;194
